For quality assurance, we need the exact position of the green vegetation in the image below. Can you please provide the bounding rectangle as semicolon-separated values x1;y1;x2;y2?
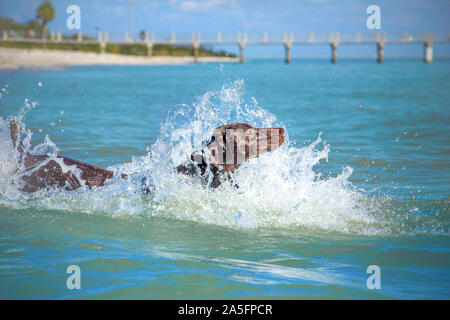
0;40;236;57
106;43;234;57
0;17;43;35
0;41;102;53
0;15;236;58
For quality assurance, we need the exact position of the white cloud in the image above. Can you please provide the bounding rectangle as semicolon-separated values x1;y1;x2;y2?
174;0;229;12
180;1;200;11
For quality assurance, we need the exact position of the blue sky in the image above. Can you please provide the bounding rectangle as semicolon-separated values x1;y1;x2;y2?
1;0;449;58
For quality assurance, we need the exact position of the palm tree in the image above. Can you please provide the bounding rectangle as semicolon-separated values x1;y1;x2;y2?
139;30;146;42
36;1;55;40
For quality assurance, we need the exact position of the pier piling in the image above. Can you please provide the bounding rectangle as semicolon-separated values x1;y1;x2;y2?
284;43;291;64
239;43;245;64
330;42;338;64
147;43;153;57
193;43;200;63
424;41;433;63
377;42;385;63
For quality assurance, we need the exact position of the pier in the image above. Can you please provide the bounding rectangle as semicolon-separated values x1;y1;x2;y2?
1;31;449;64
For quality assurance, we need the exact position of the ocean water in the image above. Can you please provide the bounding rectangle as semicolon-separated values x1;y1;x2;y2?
0;59;449;299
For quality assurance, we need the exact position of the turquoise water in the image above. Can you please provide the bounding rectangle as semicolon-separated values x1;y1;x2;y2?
0;59;449;299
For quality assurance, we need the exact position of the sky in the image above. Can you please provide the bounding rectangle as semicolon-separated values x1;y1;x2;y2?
1;0;449;58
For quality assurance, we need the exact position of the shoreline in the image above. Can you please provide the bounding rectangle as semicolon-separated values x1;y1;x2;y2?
0;47;238;70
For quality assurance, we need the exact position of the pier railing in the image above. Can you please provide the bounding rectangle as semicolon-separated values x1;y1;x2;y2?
1;31;449;64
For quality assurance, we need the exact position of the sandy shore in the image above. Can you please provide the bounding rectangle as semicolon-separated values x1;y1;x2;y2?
0;47;238;70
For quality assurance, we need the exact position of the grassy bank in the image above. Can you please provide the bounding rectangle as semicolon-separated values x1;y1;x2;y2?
0;41;236;57
0;16;236;58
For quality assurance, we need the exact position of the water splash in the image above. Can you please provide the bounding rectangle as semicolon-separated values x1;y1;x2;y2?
0;80;446;236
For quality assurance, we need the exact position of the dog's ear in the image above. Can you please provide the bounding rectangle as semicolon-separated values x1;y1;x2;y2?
257;127;285;153
9;118;25;154
9;119;19;148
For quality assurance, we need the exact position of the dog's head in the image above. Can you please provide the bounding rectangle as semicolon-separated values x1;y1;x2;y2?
205;123;285;172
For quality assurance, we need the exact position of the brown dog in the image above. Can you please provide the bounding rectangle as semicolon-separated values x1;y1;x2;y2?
177;123;285;188
9;120;284;192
